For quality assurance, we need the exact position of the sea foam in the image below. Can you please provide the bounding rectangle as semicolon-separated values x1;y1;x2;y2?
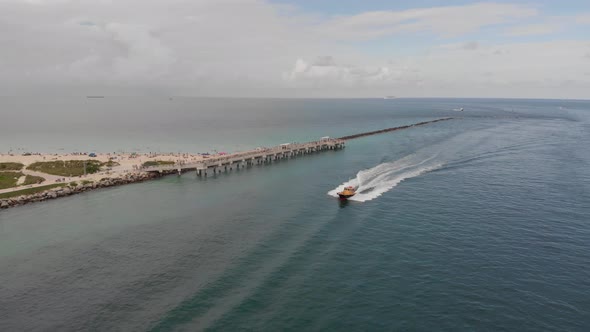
328;154;443;202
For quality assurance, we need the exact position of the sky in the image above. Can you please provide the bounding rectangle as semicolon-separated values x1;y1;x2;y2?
1;0;589;98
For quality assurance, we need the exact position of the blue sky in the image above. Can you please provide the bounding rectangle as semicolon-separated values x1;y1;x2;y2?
278;0;588;42
271;0;590;98
268;1;590;60
273;0;590;15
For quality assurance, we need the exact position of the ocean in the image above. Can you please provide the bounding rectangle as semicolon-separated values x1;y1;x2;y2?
1;98;589;331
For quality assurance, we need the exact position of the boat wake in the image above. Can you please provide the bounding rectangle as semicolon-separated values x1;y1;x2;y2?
328;154;443;202
329;121;545;202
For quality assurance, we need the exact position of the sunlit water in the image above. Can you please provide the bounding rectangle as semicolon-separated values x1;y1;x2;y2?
1;98;589;331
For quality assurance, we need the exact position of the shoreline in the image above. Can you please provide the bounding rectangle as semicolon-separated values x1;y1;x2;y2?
0;151;203;210
1;141;343;209
0;171;175;209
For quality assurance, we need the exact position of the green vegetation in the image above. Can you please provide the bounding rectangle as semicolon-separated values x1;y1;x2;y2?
0;172;44;189
23;175;45;185
142;160;175;167
81;180;93;185
0;183;66;199
27;160;102;177
103;160;120;167
0;162;24;171
69;181;78;187
0;172;23;189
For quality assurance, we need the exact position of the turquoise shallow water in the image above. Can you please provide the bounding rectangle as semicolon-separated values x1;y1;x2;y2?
1;98;589;331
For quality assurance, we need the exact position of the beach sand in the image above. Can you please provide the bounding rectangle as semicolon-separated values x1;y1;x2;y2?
0;152;205;194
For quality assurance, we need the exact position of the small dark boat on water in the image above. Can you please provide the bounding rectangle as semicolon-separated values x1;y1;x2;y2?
338;186;356;199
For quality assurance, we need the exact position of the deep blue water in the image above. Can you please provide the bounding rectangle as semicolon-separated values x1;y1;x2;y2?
1;98;589;331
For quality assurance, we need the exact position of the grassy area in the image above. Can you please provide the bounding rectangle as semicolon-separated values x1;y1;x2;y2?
0;172;23;189
0;172;45;189
23;175;45;185
103;160;120;167
81;180;93;185
142;160;175;167
0;183;66;199
27;160;102;177
0;162;24;171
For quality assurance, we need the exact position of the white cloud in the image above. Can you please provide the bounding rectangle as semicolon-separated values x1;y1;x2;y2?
284;57;401;87
284;40;590;98
462;41;480;50
505;23;560;36
105;23;175;80
0;0;588;98
0;0;324;93
576;14;590;24
316;3;537;40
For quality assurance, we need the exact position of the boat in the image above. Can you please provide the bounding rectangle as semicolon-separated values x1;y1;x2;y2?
337;186;356;199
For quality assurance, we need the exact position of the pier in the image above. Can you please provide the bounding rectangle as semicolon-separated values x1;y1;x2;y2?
142;117;453;177
142;138;345;176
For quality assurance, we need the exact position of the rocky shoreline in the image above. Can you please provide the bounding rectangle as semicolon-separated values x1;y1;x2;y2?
0;171;170;210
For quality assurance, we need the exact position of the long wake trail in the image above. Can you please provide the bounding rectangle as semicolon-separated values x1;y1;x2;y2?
328;154;443;202
328;120;542;202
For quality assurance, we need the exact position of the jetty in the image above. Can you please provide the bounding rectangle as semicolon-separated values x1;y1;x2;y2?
142;138;346;176
338;117;453;140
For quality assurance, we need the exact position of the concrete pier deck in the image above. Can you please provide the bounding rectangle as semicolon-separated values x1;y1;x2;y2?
142;138;345;176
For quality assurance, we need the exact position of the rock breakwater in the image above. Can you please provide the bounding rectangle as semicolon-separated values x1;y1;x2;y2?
0;172;164;210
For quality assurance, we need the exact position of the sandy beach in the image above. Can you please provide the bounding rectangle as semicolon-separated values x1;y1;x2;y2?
0;152;205;195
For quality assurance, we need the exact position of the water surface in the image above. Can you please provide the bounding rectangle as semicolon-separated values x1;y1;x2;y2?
1;98;589;331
